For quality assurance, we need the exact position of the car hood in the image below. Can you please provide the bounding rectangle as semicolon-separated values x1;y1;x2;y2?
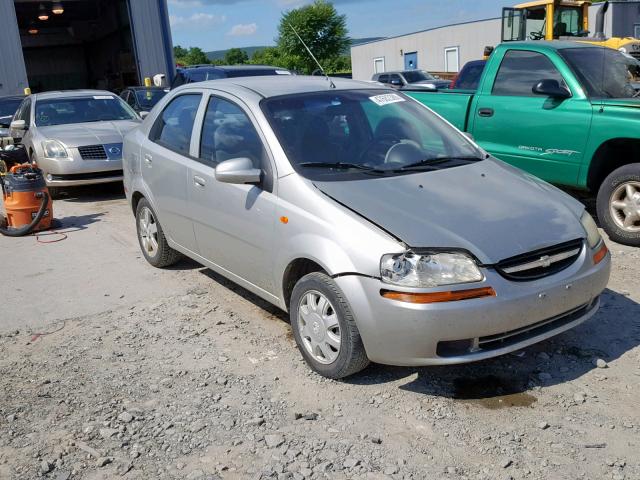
408;80;451;88
38;120;140;147
314;159;586;264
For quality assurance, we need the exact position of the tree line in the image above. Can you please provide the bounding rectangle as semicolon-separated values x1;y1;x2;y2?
173;0;352;75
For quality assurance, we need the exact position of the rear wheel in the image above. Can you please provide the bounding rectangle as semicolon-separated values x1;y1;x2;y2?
290;272;369;379
135;198;182;267
596;163;640;247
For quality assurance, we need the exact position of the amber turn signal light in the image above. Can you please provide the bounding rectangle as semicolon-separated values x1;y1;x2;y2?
381;287;496;304
593;243;608;265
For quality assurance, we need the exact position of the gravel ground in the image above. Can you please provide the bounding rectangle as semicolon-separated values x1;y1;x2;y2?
1;186;639;480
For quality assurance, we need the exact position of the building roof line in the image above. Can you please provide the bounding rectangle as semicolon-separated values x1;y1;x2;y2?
350;16;501;49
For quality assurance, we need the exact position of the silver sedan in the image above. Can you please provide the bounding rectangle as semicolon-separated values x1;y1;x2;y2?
10;90;141;196
123;76;611;379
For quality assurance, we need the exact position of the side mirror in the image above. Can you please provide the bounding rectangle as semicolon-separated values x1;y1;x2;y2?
390;79;402;86
10;120;26;130
140;111;150;119
532;79;571;99
433;75;441;79
215;157;261;185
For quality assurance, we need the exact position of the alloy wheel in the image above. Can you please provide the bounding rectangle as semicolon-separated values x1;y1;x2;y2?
139;206;159;256
610;181;640;232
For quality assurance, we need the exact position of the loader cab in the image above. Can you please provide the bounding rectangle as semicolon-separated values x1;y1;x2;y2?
502;0;590;42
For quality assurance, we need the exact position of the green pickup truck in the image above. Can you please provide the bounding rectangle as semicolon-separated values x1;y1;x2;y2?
408;41;640;246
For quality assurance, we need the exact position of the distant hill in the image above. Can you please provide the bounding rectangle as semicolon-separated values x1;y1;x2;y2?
206;37;385;62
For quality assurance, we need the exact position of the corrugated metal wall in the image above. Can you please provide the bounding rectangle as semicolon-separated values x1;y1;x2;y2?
350;19;501;81
128;0;175;83
0;1;29;96
0;0;174;95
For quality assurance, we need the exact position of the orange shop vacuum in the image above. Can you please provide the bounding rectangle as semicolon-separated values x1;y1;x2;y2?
0;164;52;237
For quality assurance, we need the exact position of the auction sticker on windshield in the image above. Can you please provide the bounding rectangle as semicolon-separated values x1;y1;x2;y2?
370;93;405;106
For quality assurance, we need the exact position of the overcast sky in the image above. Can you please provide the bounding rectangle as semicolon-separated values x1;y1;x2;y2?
167;0;508;51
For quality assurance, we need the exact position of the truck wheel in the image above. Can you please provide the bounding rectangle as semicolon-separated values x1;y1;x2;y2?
596;163;640;247
290;272;370;379
135;198;182;268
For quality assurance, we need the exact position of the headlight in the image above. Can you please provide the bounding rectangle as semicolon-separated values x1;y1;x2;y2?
381;252;483;288
42;140;69;158
580;211;602;249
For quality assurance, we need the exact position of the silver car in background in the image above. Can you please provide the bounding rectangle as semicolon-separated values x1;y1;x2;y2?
123;76;611;379
10;90;141;196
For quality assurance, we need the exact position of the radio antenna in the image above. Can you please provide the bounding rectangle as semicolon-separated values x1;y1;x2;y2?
287;23;336;89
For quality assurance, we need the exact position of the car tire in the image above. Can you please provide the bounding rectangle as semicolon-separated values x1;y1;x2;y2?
47;187;63;199
135;198;182;268
596;163;640;247
290;272;370;379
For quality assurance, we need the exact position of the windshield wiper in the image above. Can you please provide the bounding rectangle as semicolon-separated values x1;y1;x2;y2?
299;162;374;171
399;156;483;171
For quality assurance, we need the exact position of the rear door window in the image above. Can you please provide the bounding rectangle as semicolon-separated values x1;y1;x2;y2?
492;50;565;96
150;94;202;156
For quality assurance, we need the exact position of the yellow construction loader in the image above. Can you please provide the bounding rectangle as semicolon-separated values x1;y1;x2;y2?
502;0;640;58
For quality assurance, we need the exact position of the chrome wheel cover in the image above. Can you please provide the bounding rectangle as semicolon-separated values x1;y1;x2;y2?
297;290;341;365
610;181;640;233
138;206;159;257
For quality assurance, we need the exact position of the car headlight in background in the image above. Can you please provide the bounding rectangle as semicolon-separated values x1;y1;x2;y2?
381;251;483;288
580;211;602;249
42;140;69;158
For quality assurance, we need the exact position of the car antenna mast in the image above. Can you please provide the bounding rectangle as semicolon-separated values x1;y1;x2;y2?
287;23;336;89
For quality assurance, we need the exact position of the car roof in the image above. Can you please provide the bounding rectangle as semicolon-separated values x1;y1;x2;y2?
183;75;387;98
32;90;119;100
125;86;166;91
0;95;25;101
182;65;288;72
463;60;487;66
503;40;602;50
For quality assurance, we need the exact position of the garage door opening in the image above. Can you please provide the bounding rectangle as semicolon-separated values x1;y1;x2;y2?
14;0;139;93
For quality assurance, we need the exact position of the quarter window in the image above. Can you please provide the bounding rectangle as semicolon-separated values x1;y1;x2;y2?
199;96;266;169
150;94;201;155
493;50;565;96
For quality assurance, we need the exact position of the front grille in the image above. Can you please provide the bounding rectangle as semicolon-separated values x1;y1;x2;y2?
436;299;598;357
496;239;583;281
50;170;123;181
78;145;107;160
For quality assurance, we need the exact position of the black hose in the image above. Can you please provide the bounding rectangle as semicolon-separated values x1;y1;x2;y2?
0;191;49;237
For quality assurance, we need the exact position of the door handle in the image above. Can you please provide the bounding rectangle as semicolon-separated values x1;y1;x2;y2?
478;108;494;118
193;175;206;187
143;154;153;165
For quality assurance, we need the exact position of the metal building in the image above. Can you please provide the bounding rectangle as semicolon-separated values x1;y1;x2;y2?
351;1;640;81
351;18;501;81
0;0;175;96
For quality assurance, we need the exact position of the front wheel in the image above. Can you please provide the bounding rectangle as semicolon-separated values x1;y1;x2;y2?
290;272;369;379
596;163;640;247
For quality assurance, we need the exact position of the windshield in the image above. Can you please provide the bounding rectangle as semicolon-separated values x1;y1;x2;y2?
135;89;167;109
0;99;22;119
261;89;483;182
560;47;640;99
554;7;583;37
35;96;137;126
403;70;435;83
